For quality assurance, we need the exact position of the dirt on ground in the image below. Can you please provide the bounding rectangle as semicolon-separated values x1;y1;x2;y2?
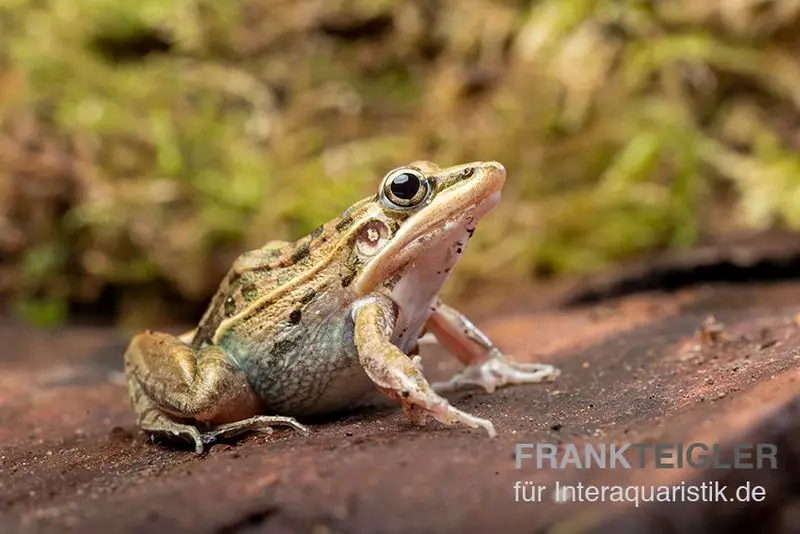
0;276;799;533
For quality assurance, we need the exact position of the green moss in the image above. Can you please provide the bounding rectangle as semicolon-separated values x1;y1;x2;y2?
14;297;68;329
4;0;800;323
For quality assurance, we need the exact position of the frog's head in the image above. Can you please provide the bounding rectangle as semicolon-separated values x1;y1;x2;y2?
350;160;506;296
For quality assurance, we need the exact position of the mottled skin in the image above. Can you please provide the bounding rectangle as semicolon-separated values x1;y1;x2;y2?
125;161;560;453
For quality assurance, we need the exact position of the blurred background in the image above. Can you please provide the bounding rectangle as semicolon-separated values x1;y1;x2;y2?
2;0;800;330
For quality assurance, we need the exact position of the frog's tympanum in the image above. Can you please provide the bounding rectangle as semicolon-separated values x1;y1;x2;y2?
124;161;560;453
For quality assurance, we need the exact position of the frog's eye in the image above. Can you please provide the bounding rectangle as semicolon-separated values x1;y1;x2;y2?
380;168;431;210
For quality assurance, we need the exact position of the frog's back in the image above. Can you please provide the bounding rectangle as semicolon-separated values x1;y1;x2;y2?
191;197;377;350
190;245;288;350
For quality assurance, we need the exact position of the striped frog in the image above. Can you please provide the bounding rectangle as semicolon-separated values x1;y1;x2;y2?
124;161;560;453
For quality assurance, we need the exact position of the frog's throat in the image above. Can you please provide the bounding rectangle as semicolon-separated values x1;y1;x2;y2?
353;163;506;296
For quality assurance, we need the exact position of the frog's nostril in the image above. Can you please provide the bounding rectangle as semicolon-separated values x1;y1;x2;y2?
461;167;474;178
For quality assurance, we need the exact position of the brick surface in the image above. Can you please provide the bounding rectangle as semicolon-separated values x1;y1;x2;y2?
0;282;798;533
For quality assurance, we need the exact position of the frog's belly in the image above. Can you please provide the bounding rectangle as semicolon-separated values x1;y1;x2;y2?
227;308;375;417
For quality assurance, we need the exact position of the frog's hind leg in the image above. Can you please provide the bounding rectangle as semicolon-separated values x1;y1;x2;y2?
425;300;560;394
124;331;308;453
128;375;206;451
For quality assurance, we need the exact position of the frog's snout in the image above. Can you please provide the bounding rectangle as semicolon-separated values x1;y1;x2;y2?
476;161;507;191
486;160;506;176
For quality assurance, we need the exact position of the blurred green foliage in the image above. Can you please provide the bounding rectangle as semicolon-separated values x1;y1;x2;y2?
3;0;800;325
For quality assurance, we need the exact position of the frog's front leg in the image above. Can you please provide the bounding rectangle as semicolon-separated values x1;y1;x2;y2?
352;295;497;437
426;299;560;394
124;331;308;454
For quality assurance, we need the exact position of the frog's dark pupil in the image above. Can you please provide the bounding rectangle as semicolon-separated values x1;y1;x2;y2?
390;173;420;200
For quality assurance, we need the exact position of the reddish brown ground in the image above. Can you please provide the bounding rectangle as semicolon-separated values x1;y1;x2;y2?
1;280;798;533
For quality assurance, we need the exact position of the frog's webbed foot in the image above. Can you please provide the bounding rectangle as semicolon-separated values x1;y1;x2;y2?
202;416;309;445
142;415;208;454
426;300;560;394
352;295;497;437
432;356;560;394
143;413;308;454
125;331;307;454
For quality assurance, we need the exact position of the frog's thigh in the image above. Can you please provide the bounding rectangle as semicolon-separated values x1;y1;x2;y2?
425;299;560;394
124;331;307;453
351;295;496;437
125;331;261;423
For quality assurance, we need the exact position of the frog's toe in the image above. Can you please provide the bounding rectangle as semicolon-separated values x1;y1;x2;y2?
204;415;310;444
427;401;497;437
182;429;207;455
192;436;207;454
148;423;207;454
401;395;497;437
432;356;560;394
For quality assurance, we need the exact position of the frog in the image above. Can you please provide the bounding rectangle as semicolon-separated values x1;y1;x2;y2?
124;160;560;453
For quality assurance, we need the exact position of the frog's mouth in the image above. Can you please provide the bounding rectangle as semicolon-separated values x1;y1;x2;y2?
354;161;506;296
